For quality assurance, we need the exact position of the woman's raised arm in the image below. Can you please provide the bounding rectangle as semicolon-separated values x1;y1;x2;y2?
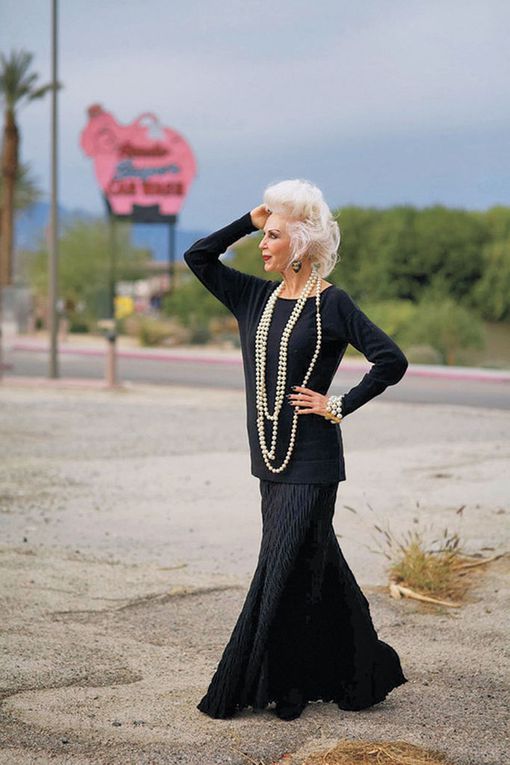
183;212;267;318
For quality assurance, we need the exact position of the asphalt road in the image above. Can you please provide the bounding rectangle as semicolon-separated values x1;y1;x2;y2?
4;347;510;409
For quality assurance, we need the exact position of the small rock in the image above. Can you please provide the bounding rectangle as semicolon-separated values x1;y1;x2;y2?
112;720;122;727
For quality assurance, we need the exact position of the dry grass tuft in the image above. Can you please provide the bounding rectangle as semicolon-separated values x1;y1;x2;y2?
342;500;506;609
387;527;470;603
297;738;453;765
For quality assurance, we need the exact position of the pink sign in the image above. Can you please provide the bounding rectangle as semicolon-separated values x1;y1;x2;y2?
80;104;196;217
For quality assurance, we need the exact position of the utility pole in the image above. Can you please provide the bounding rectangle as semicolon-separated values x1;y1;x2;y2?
167;216;176;295
48;0;59;378
106;214;117;387
0;279;3;382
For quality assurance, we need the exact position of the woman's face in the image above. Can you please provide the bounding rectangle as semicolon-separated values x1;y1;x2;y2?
258;213;293;274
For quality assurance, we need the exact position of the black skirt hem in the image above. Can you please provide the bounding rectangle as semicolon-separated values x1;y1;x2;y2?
197;639;408;719
196;481;408;720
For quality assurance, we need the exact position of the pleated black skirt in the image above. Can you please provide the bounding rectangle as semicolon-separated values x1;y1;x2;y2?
196;480;408;719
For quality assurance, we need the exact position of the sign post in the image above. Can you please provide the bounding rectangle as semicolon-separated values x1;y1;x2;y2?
80;105;196;385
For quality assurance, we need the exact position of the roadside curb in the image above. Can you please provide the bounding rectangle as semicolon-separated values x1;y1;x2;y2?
8;340;510;384
0;375;128;391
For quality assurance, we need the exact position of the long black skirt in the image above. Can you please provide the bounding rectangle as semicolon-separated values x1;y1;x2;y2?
197;480;408;719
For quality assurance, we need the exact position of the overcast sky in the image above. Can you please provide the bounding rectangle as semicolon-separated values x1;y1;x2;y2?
2;0;509;230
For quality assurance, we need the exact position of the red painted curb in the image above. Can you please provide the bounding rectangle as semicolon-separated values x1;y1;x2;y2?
11;342;241;365
8;342;510;384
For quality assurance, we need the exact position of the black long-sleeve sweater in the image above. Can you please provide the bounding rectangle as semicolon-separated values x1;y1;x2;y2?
183;212;408;484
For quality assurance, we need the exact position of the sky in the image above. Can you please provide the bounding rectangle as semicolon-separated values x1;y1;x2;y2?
2;0;510;231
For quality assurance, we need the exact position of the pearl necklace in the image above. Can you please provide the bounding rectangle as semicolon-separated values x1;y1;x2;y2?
255;265;323;474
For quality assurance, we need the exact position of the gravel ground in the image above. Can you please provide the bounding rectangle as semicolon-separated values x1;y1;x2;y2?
0;382;509;765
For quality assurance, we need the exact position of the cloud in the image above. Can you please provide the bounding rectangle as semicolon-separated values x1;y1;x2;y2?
48;1;510;150
2;0;509;225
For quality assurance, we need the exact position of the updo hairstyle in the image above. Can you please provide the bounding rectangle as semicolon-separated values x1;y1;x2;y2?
262;179;341;277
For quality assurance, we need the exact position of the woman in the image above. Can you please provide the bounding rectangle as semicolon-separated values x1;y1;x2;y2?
184;179;409;721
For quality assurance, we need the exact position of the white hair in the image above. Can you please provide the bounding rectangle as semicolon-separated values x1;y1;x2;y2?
262;178;341;277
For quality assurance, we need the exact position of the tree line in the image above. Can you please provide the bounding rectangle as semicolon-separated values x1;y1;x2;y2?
163;204;510;365
18;203;510;365
229;204;510;322
3;51;509;364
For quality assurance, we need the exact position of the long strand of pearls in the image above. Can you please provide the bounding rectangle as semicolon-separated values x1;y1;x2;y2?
255;264;323;474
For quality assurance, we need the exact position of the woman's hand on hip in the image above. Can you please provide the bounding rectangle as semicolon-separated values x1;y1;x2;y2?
287;386;330;417
250;204;271;230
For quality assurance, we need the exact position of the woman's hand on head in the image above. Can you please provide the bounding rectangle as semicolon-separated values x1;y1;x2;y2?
250;204;271;230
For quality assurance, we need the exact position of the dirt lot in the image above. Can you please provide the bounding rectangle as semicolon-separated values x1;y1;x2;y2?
0;382;509;765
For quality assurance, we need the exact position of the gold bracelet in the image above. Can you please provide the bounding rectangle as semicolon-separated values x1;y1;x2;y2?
323;411;342;424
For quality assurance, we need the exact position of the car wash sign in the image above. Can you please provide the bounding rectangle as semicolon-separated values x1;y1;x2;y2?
80;104;196;222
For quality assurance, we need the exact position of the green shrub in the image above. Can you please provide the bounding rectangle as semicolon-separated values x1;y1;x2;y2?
404;345;443;365
162;280;229;327
471;239;510;321
137;317;173;347
69;318;90;333
189;324;211;344
352;296;485;365
357;299;416;346
26;218;151;326
402;295;485;365
216;331;241;348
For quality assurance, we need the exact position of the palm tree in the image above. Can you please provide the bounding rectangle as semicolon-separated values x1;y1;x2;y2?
0;160;42;216
0;161;42;285
0;50;53;286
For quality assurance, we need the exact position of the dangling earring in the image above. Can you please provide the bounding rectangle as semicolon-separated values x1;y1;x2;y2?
291;259;302;273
